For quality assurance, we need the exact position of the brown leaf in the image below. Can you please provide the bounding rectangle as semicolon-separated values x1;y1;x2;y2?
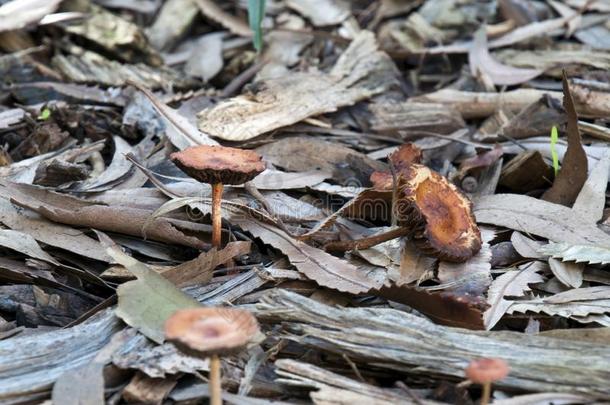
161;241;251;287
542;72;588;205
7;183;209;250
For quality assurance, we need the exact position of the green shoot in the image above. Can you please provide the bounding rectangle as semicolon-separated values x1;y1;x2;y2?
550;125;560;176
38;108;51;121
247;0;266;53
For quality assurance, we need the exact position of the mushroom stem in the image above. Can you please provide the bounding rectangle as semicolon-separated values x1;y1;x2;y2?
209;354;222;405
211;183;224;248
324;226;410;253
481;382;491;405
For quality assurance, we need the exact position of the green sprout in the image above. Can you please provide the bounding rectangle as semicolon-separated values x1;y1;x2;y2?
247;0;266;53
38;108;51;121
550;125;560;176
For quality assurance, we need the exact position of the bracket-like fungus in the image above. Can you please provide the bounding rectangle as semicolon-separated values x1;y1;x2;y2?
170;145;265;248
465;358;509;405
165;307;260;405
394;163;481;262
388;143;423;170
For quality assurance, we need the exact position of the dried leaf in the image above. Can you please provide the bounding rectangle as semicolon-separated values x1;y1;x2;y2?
285;0;350;26
548;257;584;288
475;194;610;248
250;169;330;190
572;148;610;222
197;31;396;140
107;243;200;344
508;297;610;323
510;232;545;260
437;228;494;296
469;27;542;86
538;242;610;265
151;197;380;294
391;240;436;286
545;286;610;304
128;81;217;149
161;241;252;287
0;0;62;32
0;229;59;265
484;263;545;330
542;73;588;205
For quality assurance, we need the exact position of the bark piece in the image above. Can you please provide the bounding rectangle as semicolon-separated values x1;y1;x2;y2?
197;31;398;140
256;289;610;397
123;372;178;404
499;150;553;192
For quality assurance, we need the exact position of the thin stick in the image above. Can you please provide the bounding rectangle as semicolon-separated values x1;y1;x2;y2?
209;354;222;405
211;183;224;248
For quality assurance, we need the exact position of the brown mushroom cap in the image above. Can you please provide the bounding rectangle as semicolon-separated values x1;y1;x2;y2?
394;163;481;262
164;307;260;357
370;170;393;191
465;358;510;384
170;145;265;185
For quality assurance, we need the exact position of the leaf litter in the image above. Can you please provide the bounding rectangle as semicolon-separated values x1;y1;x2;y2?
1;0;610;403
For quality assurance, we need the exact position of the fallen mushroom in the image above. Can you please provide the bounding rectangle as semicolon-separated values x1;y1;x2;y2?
465;358;510;405
165;307;260;405
394;163;482;262
370;143;423;191
170;145;265;248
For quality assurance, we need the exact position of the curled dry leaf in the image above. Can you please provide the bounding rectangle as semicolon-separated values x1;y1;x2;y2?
548;257;584;288
394;163;482;262
469;27;542;86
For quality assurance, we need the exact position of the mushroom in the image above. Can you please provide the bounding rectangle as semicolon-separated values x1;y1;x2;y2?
393;163;482;262
465;358;509;405
170;145;265;248
370;143;423;191
165;307;260;405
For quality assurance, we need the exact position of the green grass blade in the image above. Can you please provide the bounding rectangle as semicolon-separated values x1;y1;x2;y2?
247;0;266;52
550;125;560;176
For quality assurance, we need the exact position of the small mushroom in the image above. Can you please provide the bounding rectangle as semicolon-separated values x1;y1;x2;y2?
170;145;265;248
465;358;509;405
165;307;260;405
393;163;482;262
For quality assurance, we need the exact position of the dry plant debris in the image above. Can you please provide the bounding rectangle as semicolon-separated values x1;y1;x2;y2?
0;0;610;403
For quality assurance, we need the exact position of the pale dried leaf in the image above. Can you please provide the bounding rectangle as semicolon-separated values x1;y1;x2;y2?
548;258;584;288
285;0;350;26
250;169;330;190
469;27;542;86
474;194;610;248
545;286;610;304
194;0;251;37
0;0;62;32
0;229;59;265
128;81;217;149
508;298;610;322
484;263;545;330
510;232;545;260
572;148;610;222
538;242;610;265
